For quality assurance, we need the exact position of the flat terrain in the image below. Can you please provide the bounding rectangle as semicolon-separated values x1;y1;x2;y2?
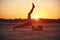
0;22;60;40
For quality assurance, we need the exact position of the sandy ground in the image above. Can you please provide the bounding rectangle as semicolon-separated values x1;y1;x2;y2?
0;23;60;40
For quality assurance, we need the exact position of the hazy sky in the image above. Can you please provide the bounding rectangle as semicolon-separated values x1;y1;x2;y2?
0;0;60;19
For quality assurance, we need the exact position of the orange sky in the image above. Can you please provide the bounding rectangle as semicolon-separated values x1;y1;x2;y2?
0;0;60;19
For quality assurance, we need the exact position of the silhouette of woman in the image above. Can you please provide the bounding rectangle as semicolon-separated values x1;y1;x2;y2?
13;3;35;31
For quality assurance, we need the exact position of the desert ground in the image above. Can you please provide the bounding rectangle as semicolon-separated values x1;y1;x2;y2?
0;22;60;40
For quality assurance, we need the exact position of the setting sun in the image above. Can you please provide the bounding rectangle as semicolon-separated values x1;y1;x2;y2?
33;15;40;19
0;0;59;19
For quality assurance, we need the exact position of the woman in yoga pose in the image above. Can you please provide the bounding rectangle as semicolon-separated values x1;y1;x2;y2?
13;3;35;31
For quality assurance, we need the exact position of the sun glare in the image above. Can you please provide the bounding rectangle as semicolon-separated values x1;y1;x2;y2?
33;15;40;19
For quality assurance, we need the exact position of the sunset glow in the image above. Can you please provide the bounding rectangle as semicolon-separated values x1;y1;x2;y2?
33;15;40;19
0;0;59;19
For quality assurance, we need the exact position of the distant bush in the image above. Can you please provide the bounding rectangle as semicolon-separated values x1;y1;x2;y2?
0;18;60;23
